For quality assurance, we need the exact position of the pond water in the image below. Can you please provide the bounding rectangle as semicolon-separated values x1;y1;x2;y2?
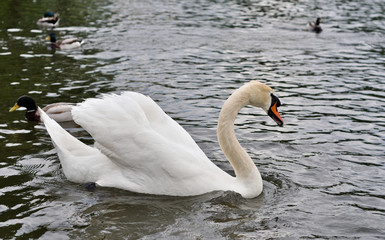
0;0;384;239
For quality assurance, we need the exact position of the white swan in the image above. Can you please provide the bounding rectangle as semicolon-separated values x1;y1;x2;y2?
38;81;283;198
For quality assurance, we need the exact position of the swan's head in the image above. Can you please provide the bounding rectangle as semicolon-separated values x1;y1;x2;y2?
247;81;284;127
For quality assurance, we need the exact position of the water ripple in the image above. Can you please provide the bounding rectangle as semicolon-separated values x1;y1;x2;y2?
1;0;385;238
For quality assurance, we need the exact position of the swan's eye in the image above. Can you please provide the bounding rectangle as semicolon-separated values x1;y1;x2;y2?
270;93;281;107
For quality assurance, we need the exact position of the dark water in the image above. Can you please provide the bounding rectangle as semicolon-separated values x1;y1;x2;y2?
1;0;385;239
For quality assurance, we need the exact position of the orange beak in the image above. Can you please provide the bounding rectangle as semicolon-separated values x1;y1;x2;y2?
268;101;284;127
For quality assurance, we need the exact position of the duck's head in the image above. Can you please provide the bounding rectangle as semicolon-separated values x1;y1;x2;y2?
46;33;57;43
316;18;321;25
247;81;284;127
9;96;38;112
44;12;55;17
43;12;59;18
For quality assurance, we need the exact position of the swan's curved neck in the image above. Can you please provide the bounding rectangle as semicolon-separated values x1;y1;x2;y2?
217;85;260;181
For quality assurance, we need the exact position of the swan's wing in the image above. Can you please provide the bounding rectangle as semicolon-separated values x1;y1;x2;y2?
39;107;88;154
39;107;116;184
71;92;232;195
71;92;214;175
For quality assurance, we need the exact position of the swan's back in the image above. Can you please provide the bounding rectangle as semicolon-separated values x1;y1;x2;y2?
72;92;207;161
71;92;232;195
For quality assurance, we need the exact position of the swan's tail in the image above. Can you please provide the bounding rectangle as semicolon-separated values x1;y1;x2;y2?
38;107;90;155
39;107;110;184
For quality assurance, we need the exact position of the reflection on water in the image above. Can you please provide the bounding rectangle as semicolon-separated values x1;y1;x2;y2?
1;0;385;239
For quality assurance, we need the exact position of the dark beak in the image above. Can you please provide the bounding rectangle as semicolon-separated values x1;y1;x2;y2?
268;94;284;127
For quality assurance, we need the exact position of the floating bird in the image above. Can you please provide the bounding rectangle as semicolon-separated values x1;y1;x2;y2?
37;12;60;28
37;81;283;198
309;17;322;33
46;32;84;50
10;96;75;122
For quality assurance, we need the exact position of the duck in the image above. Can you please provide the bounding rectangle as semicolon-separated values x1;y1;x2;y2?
37;12;60;28
37;81;283;198
10;95;75;122
309;17;322;33
46;32;84;50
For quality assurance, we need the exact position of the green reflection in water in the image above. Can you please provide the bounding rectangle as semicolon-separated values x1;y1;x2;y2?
0;1;114;238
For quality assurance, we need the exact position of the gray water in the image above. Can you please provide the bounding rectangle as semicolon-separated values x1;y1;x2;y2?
1;0;384;239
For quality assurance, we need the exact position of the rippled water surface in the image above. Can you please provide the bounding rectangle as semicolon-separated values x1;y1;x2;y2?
1;0;384;239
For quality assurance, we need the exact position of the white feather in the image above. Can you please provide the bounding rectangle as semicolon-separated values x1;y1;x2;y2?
39;81;281;198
